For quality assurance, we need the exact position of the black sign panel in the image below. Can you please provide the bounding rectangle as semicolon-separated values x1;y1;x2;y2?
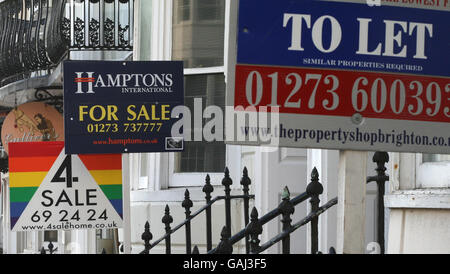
64;61;184;154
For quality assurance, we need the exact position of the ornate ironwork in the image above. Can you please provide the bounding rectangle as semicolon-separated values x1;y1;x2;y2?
119;24;130;48
34;88;64;114
74;17;85;48
47;0;69;64
61;17;71;44
103;18;115;48
89;18;100;48
0;0;134;88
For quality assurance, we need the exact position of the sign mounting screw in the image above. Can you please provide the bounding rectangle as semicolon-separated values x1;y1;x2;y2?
351;113;364;125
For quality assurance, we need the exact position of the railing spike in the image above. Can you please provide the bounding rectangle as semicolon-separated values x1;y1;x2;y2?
307;167;323;254
307;167;323;196
216;226;233;254
162;204;173;226
140;221;153;254
329;247;336;254
281;186;290;200
222;167;233;237
241;166;252;254
246;207;262;254
182;189;193;254
373;151;389;163
311;167;319;181
222;167;232;187
221;225;230;238
162;204;173;254
279;186;294;254
240;166;251;188
202;174;214;199
182;189;193;210
192;245;200;254
48;242;56;254
203;174;214;252
250;207;259;219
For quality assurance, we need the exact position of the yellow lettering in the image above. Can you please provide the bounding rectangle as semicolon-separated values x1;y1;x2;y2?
127;105;137;121
161;105;170;120
89;105;106;122
151;105;160;121
79;106;88;122
107;105;119;121
137;105;151;121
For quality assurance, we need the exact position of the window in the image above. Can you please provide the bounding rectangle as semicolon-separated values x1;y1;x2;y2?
176;0;191;23
134;0;237;191
139;153;149;189
172;0;225;68
172;0;226;175
422;154;450;163
417;153;450;188
174;73;226;173
393;152;450;191
197;0;224;21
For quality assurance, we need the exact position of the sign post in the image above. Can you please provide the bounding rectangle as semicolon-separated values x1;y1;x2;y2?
336;151;367;254
121;154;131;254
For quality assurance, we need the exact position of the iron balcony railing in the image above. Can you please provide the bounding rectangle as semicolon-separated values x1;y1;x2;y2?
0;0;134;88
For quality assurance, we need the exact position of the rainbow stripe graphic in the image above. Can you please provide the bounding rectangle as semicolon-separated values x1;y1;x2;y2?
78;153;123;218
9;141;122;230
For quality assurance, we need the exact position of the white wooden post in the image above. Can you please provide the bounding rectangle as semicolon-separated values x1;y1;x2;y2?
336;150;367;254
122;154;132;254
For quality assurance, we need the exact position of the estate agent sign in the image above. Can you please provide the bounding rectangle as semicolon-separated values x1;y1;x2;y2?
64;61;184;154
226;0;450;154
9;141;123;231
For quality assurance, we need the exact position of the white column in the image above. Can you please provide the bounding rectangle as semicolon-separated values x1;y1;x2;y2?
122;154;132;254
336;150;367;254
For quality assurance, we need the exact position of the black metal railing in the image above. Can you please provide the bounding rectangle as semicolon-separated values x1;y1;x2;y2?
366;151;390;254
0;0;134;88
139;167;338;254
140;167;255;254
40;241;57;254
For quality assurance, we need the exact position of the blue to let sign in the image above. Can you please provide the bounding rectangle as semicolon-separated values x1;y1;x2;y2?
63;61;184;154
228;0;450;154
237;0;449;77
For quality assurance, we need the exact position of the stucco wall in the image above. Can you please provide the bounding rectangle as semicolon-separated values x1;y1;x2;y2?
388;208;450;254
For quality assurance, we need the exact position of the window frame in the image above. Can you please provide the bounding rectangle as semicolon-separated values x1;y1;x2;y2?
391;152;450;191
134;0;240;191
